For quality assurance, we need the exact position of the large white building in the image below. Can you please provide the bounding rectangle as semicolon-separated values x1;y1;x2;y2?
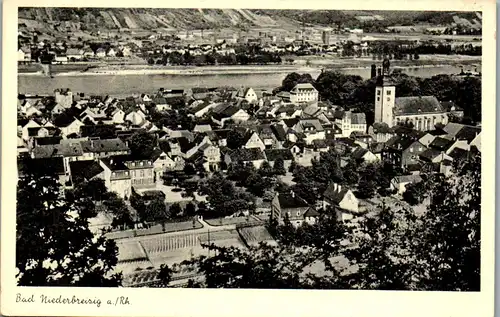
290;83;319;104
374;60;460;131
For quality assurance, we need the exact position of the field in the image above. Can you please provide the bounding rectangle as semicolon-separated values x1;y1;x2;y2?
238;226;277;246
116;240;148;262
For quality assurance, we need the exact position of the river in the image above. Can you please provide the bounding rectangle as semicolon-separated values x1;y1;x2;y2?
18;65;465;97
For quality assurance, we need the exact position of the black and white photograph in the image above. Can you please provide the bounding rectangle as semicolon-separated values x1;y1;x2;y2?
1;0;496;316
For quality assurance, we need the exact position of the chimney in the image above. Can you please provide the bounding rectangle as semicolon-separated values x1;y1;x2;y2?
371;64;377;78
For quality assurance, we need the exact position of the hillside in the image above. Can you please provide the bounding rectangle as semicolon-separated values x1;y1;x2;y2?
18;8;481;33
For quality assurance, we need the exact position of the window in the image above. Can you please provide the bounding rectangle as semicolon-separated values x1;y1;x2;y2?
112;172;116;177
387;90;392;96
387;97;390;102
410;148;414;153
140;162;144;166
140;170;144;177
377;90;381;96
377;97;380;102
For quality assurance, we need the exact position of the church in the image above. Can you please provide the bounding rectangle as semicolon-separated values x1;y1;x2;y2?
373;59;462;131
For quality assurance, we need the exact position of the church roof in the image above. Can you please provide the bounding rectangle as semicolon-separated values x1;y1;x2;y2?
376;75;396;86
394;96;445;116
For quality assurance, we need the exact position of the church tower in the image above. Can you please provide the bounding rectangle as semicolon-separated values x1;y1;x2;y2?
374;59;396;127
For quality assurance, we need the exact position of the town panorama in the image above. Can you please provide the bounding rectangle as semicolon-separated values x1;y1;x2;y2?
16;8;482;290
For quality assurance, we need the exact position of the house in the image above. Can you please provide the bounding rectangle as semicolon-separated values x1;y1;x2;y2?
243;131;266;151
189;101;217;118
24;104;42;117
225;148;266;169
322;183;359;221
188;143;222;172
152;96;171;112
264;149;294;170
111;108;126;124
193;124;212;134
150;149;175;181
271;192;311;227
80;138;130;160
18;47;31;62
99;157;132;198
289;83;318;105
66;48;84;61
54;53;68;64
382;136;427;170
51;104;66;116
338;111;367;137
235;87;258;104
83;48;95;57
69;160;105;184
211;104;250;127
390;174;423;195
54;88;73;109
54;116;84;137
351;147;379;163
108;155;155;189
96;48;107;58
125;110;147;126
31;141;87;174
107;47;117;57
294;119;326;145
206;129;231;147
21;119;41;141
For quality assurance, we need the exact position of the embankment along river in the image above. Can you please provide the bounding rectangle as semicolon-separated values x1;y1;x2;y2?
18;65;466;97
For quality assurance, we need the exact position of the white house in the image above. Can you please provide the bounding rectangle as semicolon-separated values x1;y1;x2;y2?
125;110;147;126
289;83;318;104
22;119;41;141
59;118;84;137
322;183;359;221
390;175;423;195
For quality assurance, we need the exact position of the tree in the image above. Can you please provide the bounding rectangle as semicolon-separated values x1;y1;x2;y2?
103;192;134;230
142;198;167;223
273;158;286;176
402;181;426;205
16;159;122;286
357;176;376;199
342;205;421;290
128;131;156;158
185;202;197;217
226;129;246;149
168;203;183;218
258;161;274;177
417;154;480;291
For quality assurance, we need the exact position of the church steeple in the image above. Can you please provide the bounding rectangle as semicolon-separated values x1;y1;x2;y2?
374;59;396;127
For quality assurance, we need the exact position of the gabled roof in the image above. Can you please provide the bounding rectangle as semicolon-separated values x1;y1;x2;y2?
369;142;385;154
448;147;470;161
429;137;454;151
80;138;129;153
351;147;370;160
394;96;445;116
323;183;351;205
70;160;104;182
455;126;481;143
282;118;299;128
419;148;443;161
303;207;320;217
271;124;287;141
392;174;423;184
277;192;309;209
300;119;324;132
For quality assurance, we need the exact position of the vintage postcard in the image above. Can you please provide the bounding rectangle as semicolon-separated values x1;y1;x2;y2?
1;0;496;316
